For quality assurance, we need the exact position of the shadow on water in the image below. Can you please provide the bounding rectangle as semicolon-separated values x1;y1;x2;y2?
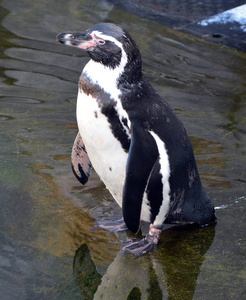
0;0;245;299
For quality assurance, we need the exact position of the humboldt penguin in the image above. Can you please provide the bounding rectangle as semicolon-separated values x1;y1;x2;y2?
56;23;216;257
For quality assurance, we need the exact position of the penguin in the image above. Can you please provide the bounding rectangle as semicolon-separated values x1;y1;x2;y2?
56;23;217;257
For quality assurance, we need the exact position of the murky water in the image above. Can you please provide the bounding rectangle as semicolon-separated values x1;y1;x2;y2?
0;0;245;299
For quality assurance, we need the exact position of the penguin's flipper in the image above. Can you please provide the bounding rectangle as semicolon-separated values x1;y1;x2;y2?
122;122;159;233
71;131;92;185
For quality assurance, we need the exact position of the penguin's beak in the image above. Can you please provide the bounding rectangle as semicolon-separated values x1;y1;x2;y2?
56;31;97;49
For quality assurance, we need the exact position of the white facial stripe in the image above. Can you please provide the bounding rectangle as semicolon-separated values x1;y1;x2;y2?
91;30;128;70
91;30;123;47
149;131;171;226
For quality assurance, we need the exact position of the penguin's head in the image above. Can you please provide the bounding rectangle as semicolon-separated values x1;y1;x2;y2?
57;23;141;71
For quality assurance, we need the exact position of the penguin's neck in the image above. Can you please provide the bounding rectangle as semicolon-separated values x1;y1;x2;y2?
83;59;124;100
81;59;131;135
82;52;143;99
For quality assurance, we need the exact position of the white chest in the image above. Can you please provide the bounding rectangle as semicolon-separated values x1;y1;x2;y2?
76;62;129;205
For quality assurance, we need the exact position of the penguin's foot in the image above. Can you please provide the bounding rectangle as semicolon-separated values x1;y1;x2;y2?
96;217;128;232
122;225;162;258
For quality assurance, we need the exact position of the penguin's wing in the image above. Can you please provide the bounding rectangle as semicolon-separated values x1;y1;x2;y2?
122;121;159;233
71;132;92;185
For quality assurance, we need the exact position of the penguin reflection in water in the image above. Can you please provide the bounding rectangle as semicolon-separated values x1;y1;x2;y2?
57;23;216;257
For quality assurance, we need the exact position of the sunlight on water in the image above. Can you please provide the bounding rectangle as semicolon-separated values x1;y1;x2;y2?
215;196;246;210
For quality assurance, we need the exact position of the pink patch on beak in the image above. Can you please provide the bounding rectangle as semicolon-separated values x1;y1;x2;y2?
76;32;105;49
77;40;97;49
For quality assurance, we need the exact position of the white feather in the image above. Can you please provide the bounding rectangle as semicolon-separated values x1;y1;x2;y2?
77;91;128;206
140;192;151;223
149;131;171;226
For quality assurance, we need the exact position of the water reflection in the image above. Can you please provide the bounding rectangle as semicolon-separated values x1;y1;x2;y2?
74;224;215;300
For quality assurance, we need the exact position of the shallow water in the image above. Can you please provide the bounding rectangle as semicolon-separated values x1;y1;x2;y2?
0;0;245;299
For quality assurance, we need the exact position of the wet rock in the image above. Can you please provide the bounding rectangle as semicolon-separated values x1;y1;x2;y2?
106;0;246;52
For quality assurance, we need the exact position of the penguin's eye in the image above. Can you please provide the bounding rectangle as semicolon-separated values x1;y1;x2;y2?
97;39;106;45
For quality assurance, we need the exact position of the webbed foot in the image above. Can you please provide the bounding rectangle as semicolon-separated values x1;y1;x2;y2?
122;225;162;258
96;217;128;232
